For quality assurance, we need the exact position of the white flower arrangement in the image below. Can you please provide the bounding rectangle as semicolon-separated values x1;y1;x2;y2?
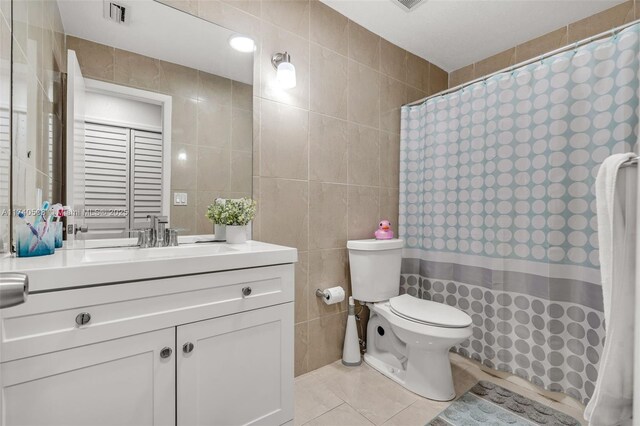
206;197;257;226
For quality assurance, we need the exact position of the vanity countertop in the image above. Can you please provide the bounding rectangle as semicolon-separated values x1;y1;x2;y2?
0;240;297;292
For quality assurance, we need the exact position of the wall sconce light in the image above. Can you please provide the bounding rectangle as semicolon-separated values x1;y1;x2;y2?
271;52;296;89
177;150;187;161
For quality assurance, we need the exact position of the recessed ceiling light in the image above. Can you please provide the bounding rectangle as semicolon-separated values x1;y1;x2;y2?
229;35;255;53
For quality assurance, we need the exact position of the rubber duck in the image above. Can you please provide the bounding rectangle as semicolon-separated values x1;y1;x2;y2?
374;220;394;240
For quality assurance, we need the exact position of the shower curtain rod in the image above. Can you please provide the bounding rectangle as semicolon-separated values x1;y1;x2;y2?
405;18;640;107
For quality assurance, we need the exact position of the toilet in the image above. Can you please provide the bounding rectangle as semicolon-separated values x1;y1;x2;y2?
347;238;472;401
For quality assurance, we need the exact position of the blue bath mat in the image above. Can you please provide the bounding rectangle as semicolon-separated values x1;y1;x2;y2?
427;381;581;425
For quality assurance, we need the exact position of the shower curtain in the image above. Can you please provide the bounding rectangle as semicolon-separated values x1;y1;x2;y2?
399;23;640;404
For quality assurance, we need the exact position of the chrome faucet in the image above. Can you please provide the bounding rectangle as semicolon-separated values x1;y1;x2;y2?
148;215;169;247
133;216;178;248
133;229;153;248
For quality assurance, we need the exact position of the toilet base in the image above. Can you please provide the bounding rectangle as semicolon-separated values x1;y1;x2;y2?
364;353;407;390
364;349;456;401
404;346;456;401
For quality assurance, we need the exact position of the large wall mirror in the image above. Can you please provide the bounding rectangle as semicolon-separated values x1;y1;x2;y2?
11;0;254;248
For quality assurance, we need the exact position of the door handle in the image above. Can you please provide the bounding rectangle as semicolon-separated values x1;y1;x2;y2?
74;225;89;235
0;273;28;309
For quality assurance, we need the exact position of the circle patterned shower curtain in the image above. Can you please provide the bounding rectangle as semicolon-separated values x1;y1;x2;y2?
399;23;640;404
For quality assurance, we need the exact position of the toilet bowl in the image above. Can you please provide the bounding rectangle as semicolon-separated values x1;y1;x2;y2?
365;295;472;401
347;239;472;401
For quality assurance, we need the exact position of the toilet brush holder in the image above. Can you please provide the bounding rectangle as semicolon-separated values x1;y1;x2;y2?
343;296;361;366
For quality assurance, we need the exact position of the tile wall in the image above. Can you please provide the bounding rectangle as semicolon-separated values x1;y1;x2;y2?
157;0;447;375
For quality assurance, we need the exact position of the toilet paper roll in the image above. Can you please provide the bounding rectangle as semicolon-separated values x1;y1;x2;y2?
322;286;345;305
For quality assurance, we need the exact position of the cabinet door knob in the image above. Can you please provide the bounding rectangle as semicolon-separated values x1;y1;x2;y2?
160;347;173;359
75;312;91;326
183;342;194;353
0;273;28;309
242;286;252;297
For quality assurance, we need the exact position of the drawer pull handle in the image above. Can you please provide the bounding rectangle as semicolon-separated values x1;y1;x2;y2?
160;347;173;359
242;286;252;297
75;312;92;326
183;342;194;353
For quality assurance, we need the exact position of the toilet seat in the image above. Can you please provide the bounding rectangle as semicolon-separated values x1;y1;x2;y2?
371;301;472;343
389;294;472;328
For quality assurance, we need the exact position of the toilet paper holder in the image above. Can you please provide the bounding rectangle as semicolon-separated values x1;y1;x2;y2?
315;287;345;305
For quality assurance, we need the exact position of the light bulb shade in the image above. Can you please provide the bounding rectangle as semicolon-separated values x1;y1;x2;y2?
276;62;296;89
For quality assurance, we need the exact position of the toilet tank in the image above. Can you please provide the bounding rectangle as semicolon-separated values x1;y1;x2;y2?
347;239;404;302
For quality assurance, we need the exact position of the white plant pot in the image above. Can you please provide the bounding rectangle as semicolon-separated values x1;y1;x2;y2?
226;225;247;244
214;224;226;240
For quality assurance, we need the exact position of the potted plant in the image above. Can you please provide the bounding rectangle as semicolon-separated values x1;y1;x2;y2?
206;197;257;244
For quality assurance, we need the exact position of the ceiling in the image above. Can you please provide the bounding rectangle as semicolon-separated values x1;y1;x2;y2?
321;0;626;71
57;0;253;84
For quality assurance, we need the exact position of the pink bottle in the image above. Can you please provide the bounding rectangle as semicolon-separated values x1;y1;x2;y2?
374;220;394;240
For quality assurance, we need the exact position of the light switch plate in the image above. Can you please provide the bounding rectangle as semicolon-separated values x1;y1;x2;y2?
173;192;188;206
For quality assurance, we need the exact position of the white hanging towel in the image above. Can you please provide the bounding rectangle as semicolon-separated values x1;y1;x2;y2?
585;153;637;426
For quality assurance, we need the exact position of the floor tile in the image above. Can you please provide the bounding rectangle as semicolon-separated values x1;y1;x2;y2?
310;358;357;382
294;372;343;426
296;356;586;426
317;362;419;425
382;398;450;426
304;403;375;426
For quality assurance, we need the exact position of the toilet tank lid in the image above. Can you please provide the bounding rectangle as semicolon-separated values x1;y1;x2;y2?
347;239;404;250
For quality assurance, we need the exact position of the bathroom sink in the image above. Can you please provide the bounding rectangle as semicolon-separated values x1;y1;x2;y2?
2;240;297;292
81;243;239;264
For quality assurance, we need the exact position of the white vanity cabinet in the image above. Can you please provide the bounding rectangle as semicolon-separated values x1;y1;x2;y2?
177;304;293;425
0;259;295;426
1;328;176;426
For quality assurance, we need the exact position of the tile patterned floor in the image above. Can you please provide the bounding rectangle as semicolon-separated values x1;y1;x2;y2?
294;353;586;426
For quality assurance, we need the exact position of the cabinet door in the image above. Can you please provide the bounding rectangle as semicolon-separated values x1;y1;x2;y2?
177;303;294;426
1;328;175;426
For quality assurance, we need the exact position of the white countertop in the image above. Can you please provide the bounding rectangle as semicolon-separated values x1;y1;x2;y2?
0;240;297;293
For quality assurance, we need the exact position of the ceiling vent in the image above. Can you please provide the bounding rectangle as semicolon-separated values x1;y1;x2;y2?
393;0;426;12
103;1;128;24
